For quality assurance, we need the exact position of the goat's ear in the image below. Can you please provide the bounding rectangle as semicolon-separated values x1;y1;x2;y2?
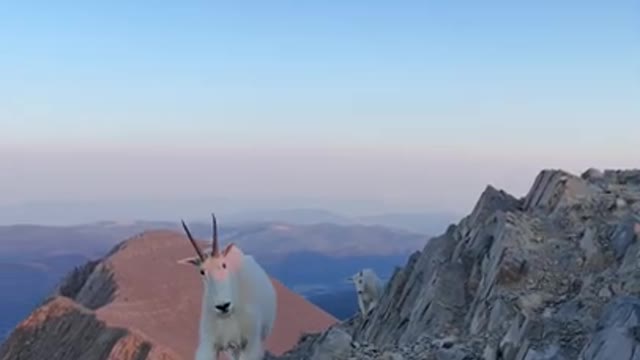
177;256;202;266
222;243;236;256
221;243;243;271
634;223;640;236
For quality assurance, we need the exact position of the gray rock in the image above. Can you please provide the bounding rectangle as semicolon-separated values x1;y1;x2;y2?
376;351;403;360
610;215;640;261
616;197;628;209
353;225;465;345
523;170;596;214
277;326;373;360
579;296;640;360
520;344;569;360
582;168;605;181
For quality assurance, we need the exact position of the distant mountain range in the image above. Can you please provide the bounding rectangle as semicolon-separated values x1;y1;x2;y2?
224;208;460;235
0;202;460;235
0;218;431;260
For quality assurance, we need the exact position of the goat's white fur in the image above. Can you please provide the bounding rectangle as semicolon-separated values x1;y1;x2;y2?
179;252;277;360
348;268;383;317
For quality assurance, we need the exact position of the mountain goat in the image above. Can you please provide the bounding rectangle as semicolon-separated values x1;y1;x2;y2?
178;214;277;360
348;268;383;318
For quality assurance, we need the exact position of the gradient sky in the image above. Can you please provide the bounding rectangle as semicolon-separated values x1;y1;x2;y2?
1;1;639;221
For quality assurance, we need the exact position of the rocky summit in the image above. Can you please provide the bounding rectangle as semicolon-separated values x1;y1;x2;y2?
274;169;640;360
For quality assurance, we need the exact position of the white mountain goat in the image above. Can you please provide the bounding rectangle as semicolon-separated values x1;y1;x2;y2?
348;268;383;318
177;214;277;360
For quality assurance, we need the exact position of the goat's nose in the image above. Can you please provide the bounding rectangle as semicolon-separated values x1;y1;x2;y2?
215;302;231;313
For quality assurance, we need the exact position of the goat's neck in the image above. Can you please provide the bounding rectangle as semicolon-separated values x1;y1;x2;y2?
198;291;212;333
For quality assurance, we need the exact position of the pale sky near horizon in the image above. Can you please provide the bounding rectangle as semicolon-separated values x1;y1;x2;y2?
1;1;639;221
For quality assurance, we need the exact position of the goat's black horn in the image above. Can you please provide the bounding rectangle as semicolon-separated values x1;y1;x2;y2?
181;219;205;261
211;213;219;256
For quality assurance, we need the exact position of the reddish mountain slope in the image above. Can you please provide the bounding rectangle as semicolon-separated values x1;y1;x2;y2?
0;230;338;359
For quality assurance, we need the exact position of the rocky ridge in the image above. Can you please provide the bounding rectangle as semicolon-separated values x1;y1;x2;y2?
275;168;640;360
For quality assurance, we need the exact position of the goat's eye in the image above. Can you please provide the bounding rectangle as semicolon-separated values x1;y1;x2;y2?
200;269;205;276
222;263;227;269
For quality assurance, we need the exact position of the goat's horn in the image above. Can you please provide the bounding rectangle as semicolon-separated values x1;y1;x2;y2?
181;219;205;261
211;213;219;256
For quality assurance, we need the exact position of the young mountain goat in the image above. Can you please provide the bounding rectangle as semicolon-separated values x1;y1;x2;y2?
348;268;383;318
178;214;277;360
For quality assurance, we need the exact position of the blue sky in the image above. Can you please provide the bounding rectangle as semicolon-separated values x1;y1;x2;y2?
0;1;638;218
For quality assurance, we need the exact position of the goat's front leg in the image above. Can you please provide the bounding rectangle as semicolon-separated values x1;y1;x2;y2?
229;349;241;360
238;320;265;360
367;299;378;315
238;341;264;360
357;294;367;317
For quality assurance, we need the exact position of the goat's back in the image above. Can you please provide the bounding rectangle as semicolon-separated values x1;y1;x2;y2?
362;269;383;298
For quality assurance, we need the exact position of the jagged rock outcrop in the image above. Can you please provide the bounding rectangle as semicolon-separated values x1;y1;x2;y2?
276;168;640;359
0;230;337;359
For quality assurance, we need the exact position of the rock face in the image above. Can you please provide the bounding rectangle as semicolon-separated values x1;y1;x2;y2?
275;168;640;359
0;231;338;359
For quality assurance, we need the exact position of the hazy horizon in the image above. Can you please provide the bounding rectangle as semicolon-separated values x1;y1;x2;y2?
2;1;638;224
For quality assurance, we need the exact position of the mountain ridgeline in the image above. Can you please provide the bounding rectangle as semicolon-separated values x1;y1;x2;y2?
274;168;640;360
